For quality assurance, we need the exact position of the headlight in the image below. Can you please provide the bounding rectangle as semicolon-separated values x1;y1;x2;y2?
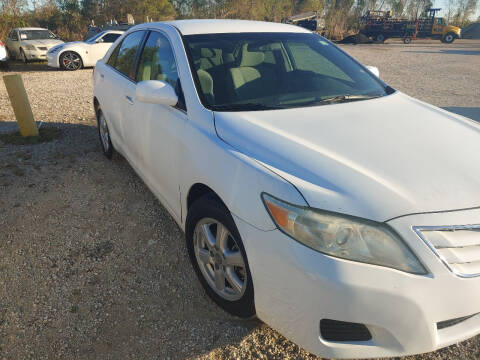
262;193;427;275
48;45;62;54
24;44;36;50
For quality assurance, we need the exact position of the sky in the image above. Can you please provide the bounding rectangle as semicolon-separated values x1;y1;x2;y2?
436;0;480;19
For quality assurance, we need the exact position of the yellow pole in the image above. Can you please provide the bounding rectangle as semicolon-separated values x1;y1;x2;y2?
3;74;38;137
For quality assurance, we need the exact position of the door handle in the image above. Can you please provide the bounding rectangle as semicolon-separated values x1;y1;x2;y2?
100;74;104;79
125;95;134;105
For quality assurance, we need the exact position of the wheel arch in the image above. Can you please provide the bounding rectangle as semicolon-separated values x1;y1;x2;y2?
186;183;227;215
93;96;100;115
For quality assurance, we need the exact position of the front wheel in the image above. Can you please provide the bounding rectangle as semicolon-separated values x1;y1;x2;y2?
403;37;412;44
20;49;28;63
186;194;255;318
443;33;456;44
375;33;385;43
60;51;83;71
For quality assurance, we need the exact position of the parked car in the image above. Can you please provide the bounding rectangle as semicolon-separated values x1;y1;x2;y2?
5;27;63;63
93;20;480;359
47;30;123;71
0;39;7;68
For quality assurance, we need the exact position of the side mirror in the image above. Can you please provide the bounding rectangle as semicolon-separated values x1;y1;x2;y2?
136;80;178;106
365;65;380;78
96;38;104;43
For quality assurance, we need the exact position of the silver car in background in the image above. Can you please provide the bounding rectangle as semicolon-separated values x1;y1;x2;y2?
5;27;63;63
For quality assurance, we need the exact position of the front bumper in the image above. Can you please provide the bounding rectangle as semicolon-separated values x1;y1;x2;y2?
46;52;60;68
234;207;480;358
24;49;48;61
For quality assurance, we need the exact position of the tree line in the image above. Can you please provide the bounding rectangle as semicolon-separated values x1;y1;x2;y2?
0;0;478;41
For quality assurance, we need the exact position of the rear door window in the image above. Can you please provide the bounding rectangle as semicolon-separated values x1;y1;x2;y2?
102;33;121;43
108;31;145;80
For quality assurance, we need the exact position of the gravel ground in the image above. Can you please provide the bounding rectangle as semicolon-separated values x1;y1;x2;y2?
0;39;479;360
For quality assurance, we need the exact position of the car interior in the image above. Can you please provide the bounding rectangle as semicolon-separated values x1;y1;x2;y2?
186;38;376;108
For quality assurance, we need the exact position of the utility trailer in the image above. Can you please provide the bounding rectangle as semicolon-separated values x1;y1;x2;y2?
282;11;326;33
360;8;461;44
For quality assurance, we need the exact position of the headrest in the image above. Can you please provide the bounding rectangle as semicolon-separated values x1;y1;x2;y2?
223;53;234;63
200;48;215;58
240;44;264;67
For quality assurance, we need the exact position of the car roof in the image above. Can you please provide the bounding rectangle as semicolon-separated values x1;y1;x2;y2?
134;19;310;35
102;30;124;34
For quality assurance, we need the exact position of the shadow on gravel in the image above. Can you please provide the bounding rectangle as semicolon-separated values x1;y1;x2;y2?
0;119;266;359
443;107;480;122
0;60;93;73
0;60;57;73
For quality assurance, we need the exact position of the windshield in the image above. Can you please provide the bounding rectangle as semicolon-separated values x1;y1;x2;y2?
87;31;105;43
19;30;56;40
183;32;390;111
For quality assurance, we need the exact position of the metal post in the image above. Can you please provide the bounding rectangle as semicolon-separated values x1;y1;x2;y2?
3;74;38;137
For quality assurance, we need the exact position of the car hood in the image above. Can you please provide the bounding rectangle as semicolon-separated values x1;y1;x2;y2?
214;92;480;222
24;39;64;47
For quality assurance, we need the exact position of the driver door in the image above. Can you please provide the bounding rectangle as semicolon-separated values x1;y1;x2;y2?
128;30;188;219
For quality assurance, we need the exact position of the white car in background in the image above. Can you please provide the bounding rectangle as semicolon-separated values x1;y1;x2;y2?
93;20;480;359
47;30;123;70
5;27;63;63
0;39;7;68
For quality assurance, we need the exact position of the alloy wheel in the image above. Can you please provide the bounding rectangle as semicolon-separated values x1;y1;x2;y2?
98;112;110;152
62;52;81;70
193;218;247;301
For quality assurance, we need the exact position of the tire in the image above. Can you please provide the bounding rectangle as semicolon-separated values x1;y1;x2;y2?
20;49;28;63
60;51;83;71
403;37;412;44
6;47;15;60
375;33;385;42
96;109;113;159
186;194;255;318
443;33;455;44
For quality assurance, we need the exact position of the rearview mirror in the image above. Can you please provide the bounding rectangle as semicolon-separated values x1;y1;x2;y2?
365;65;380;78
136;80;178;106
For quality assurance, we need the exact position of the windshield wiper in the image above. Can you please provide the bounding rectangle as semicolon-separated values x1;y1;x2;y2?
211;103;285;111
320;94;383;103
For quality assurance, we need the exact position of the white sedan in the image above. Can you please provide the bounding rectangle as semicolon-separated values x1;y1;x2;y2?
5;27;63;63
47;30;123;70
0;40;7;67
93;20;480;359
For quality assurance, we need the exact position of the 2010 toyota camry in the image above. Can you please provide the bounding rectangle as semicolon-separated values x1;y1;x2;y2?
92;19;480;359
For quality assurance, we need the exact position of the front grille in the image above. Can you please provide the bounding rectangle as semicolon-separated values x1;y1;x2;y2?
320;319;372;342
38;46;48;50
414;225;480;278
